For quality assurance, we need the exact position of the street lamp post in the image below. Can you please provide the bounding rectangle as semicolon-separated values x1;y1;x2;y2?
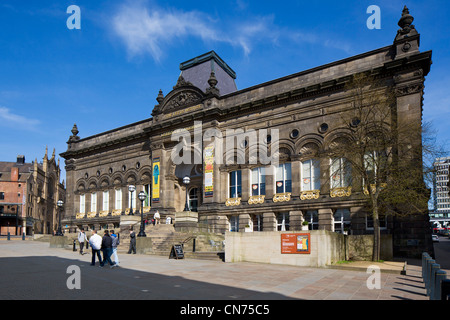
56;200;64;236
128;185;136;215
138;191;147;237
183;176;191;212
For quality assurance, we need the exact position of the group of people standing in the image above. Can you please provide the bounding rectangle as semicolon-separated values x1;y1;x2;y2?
77;229;120;268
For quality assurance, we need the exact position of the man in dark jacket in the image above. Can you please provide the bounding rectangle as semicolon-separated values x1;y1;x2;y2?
128;229;136;254
100;230;115;268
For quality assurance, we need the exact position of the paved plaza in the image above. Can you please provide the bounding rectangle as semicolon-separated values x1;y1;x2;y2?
0;240;428;302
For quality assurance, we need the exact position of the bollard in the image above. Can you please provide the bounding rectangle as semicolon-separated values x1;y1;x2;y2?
7;232;10;241
73;240;77;252
86;240;89;249
433;270;447;300
441;279;450;300
422;252;430;279
22;232;25;241
429;263;440;298
424;257;433;289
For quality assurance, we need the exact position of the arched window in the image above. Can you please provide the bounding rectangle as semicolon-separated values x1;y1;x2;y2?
189;188;199;212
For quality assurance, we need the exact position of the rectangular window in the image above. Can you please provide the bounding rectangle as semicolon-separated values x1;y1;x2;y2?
128;189;136;210
91;192;97;213
276;163;292;193
80;194;85;214
102;191;109;212
301;159;320;191
251;167;266;196
229;171;242;198
115;188;122;210
229;215;239;232
330;158;352;188
277;212;290;231
144;184;151;207
0;192;4;200
252;214;264;232
366;214;387;230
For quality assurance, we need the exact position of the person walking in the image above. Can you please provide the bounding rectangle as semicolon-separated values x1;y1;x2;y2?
128;229;136;254
154;210;160;225
77;228;87;255
110;230;120;267
101;230;115;268
89;230;103;266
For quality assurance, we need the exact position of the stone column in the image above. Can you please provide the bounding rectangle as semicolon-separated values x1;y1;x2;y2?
265;165;275;201
318;208;334;231
289;210;304;231
291;157;301;198
239;213;252;232
241;168;251;203
263;212;277;231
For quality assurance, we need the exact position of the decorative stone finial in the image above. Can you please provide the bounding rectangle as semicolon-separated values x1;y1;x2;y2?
398;6;415;32
156;89;164;104
206;71;220;96
71;124;79;136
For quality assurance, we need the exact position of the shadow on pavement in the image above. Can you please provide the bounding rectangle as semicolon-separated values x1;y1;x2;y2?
0;255;299;300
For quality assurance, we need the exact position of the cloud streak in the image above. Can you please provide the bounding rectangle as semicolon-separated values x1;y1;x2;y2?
110;2;352;61
0;106;40;129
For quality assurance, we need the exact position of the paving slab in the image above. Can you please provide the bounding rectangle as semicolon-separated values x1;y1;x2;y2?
0;241;428;302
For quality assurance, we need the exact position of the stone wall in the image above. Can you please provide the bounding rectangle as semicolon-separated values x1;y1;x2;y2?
225;230;346;267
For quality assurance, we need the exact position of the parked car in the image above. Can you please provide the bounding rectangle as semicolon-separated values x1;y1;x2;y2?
432;234;439;242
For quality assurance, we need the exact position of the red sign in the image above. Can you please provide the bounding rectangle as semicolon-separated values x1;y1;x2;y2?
281;233;310;254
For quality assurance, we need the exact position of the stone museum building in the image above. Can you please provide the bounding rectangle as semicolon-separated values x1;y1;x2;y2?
0;148;65;236
61;7;433;257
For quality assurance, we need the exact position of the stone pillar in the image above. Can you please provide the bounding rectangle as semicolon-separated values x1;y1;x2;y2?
265;165;275;201
263;212;276;231
318;208;334;231
289;210;304;231
291;157;301;198
239;213;252;232
241;168;251;203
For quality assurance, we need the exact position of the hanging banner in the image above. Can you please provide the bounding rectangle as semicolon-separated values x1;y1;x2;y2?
204;145;214;197
152;157;160;203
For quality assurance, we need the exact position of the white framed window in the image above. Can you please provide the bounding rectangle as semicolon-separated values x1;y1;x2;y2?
277;212;290;231
334;209;351;234
276;163;292;193
301;159;320;191
330;158;351;188
102;190;109;211
229;215;239;232
79;194;85;214
364;151;387;187
143;184;151;207
128;189;136;210
304;210;319;230
252;214;263;231
90;192;97;213
229;170;242;198
115;188;122;210
251;167;266;196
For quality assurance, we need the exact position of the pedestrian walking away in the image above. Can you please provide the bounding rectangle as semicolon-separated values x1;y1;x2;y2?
128;229;136;254
77;228;87;255
89;230;103;266
110;230;120;267
101;230;115;268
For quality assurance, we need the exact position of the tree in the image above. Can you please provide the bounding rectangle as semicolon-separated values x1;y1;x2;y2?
325;73;435;261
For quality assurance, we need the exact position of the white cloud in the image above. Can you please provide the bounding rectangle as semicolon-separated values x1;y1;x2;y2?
0;106;40;129
112;3;226;61
110;1;352;61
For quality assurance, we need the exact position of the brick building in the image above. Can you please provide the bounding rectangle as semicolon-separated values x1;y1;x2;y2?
0;148;65;236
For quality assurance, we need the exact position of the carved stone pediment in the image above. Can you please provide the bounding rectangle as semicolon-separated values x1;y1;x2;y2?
159;76;205;115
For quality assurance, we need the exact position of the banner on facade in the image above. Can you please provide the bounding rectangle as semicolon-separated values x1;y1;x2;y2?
204;145;214;198
152;157;160;203
281;233;310;254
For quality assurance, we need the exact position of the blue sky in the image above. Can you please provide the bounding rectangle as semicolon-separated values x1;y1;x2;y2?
0;0;449;183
